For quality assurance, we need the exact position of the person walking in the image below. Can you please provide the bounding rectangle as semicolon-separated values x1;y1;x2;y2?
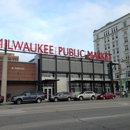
122;91;125;98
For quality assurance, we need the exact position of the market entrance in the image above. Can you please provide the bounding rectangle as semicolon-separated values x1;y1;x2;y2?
43;87;53;100
42;79;59;100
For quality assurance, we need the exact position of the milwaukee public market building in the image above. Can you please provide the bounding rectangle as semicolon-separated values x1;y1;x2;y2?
0;39;115;100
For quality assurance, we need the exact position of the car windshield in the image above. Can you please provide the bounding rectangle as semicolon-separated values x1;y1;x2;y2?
54;93;61;96
20;92;26;95
79;92;84;94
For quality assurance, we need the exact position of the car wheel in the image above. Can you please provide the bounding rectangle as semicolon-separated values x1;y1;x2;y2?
16;99;22;104
91;96;95;100
37;98;42;103
103;97;105;100
67;97;71;101
54;98;58;102
79;96;83;101
112;97;115;99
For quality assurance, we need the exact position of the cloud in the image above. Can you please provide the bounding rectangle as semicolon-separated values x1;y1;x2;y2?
0;0;130;61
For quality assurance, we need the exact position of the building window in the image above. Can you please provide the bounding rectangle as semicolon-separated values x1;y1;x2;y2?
113;65;116;70
83;74;91;78
125;53;129;59
104;38;106;43
123;21;127;27
105;45;107;50
97;47;100;52
107;37;109;42
108;30;109;35
113;49;115;54
111;28;113;33
124;37;128;43
116;26;118;31
71;74;80;78
57;73;67;77
42;73;53;77
125;45;129;51
116;48;119;53
115;73;119;78
116;41;118;46
112;35;114;40
96;34;99;40
115;33;118;38
113;57;116;62
126;71;130;77
94;75;102;79
126;62;129;68
112;42;115;47
108;44;110;49
124;29;127;35
117;56;119;62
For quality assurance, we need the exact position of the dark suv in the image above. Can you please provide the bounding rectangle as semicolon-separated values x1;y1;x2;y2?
49;92;73;102
11;91;45;104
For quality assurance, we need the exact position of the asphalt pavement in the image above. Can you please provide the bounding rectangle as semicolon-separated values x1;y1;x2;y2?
1;95;129;105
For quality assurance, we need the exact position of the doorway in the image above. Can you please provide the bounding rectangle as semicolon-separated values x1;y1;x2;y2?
43;87;53;100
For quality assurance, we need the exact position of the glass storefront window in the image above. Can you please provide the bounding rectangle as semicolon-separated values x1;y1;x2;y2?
71;83;82;93
83;83;91;91
71;74;80;78
42;73;53;77
83;74;91;78
57;73;66;77
95;83;102;93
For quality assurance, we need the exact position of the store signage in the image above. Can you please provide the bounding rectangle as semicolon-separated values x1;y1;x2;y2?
0;39;112;61
12;67;25;70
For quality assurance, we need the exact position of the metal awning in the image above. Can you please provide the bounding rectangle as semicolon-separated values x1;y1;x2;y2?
42;79;59;83
70;80;113;83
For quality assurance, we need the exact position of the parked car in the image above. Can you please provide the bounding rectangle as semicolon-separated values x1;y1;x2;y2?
11;91;46;104
0;95;4;103
97;92;116;100
49;92;73;102
74;91;96;101
116;91;121;95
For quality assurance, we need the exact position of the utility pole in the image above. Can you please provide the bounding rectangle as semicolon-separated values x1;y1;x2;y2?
119;61;122;98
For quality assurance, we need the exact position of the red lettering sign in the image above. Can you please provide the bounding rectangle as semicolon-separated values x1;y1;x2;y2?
0;38;112;61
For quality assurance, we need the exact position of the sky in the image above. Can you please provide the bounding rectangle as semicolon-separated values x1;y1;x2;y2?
0;0;130;61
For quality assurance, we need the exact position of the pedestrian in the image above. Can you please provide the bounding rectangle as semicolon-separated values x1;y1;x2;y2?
122;91;125;98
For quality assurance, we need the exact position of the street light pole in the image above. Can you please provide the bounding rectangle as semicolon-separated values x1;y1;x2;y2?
119;60;122;98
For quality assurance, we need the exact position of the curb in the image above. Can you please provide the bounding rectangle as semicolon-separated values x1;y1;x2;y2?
0;99;49;105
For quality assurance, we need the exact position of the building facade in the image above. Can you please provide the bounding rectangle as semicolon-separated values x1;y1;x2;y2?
0;53;36;100
31;54;114;98
93;13;130;91
0;52;115;101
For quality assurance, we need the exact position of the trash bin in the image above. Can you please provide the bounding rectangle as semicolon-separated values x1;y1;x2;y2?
126;91;128;98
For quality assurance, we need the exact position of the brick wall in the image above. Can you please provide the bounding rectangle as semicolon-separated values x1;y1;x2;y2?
0;61;37;101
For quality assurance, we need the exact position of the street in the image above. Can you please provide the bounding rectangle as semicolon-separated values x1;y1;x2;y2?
0;98;130;130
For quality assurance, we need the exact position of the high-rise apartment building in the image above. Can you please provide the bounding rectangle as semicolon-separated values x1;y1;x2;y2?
93;13;130;90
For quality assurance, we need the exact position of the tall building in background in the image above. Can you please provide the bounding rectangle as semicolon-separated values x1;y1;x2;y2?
93;13;130;90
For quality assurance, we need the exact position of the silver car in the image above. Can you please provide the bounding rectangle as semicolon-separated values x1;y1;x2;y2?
74;91;96;101
49;92;73;102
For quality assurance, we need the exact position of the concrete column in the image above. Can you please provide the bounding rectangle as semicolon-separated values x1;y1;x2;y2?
1;54;8;103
